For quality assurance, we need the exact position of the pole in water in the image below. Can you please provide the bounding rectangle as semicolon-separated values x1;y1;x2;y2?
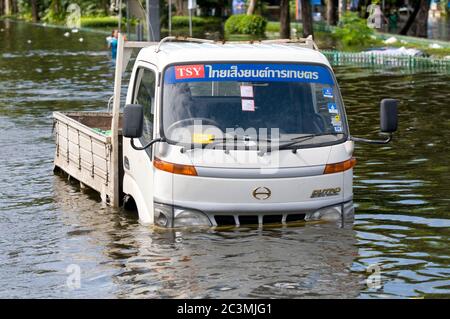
126;0;130;39
168;0;172;36
189;9;192;37
188;0;196;37
146;0;161;41
118;0;122;32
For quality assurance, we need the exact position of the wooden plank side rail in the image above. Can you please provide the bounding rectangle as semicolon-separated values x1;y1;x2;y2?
52;37;156;207
53;111;114;203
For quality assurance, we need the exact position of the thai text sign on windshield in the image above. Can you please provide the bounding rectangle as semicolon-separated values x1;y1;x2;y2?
165;63;334;85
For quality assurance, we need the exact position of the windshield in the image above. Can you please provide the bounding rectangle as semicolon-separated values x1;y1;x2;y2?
162;63;347;147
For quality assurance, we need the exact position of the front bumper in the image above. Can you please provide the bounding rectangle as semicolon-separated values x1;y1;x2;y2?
154;200;354;228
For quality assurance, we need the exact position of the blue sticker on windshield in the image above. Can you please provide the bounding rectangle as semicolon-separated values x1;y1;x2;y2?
334;125;343;133
323;88;333;98
327;103;338;114
165;63;334;85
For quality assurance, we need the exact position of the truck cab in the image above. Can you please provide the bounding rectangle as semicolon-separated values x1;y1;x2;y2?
121;38;398;228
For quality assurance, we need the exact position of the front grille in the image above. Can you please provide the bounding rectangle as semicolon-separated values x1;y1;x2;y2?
214;215;236;226
286;213;306;223
263;215;283;224
238;215;258;225
213;213;306;226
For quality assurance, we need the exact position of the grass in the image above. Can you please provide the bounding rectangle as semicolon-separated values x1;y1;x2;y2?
169;16;222;28
265;21;303;33
80;16;121;28
266;20;450;58
388;41;450;58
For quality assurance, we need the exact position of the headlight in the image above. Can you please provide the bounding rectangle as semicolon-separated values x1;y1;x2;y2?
174;208;211;227
154;202;174;227
306;201;354;222
153;202;211;228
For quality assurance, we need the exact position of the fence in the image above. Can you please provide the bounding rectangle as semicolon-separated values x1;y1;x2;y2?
322;50;450;70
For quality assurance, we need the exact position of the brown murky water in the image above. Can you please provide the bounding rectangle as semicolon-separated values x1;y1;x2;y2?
0;20;449;298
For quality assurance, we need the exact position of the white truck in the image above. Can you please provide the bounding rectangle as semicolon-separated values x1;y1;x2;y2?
53;35;398;228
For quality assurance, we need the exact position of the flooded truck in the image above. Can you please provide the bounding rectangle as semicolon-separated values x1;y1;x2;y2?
52;36;398;228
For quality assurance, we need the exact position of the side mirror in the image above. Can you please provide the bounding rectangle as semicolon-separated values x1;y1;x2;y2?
123;104;143;138
380;99;398;133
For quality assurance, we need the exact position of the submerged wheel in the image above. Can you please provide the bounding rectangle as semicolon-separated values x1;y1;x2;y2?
123;194;137;212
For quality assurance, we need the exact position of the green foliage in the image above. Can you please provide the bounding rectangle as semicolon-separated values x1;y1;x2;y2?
266;21;280;33
441;0;449;16
170;16;222;28
224;14;267;35
266;21;303;33
333;12;376;49
42;0;66;23
80;16;120;28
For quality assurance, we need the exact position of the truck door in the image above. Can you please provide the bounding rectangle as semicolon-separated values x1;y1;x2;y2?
123;62;159;224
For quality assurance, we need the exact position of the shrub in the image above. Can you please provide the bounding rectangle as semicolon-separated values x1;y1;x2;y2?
170;16;222;28
333;12;376;49
80;16;120;28
265;21;280;33
224;14;267;35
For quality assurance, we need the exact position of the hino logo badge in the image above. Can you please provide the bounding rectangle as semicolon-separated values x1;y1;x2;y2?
311;187;341;198
253;187;271;200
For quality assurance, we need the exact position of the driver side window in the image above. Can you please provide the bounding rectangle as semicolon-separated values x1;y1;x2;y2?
133;67;156;143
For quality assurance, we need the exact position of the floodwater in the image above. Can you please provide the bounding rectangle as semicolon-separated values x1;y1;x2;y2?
0;20;449;299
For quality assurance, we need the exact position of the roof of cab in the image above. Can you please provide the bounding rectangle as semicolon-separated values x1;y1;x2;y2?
136;42;332;69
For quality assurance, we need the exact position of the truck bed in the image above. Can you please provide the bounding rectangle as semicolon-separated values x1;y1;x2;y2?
53;111;123;204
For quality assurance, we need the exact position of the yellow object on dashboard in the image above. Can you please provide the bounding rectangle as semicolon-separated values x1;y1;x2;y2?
192;133;215;144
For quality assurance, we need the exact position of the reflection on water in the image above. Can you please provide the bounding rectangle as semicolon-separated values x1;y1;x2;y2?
51;177;361;299
0;20;449;298
339;66;450;298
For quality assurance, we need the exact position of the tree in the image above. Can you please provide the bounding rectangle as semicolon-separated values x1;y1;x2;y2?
31;0;39;22
301;0;313;37
51;0;60;14
326;0;338;25
399;0;430;38
279;0;290;38
4;0;11;15
247;0;257;15
11;0;17;14
101;0;110;16
412;0;431;37
175;0;184;15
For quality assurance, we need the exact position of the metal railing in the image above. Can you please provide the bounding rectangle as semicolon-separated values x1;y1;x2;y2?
322;50;450;70
154;35;319;52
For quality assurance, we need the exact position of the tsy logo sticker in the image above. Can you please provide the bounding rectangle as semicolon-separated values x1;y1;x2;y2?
175;64;205;79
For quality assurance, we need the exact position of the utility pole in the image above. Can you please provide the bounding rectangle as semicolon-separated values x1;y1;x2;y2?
339;0;347;18
188;0;196;37
118;0;122;32
126;0;130;38
168;0;172;35
146;0;160;41
5;0;11;16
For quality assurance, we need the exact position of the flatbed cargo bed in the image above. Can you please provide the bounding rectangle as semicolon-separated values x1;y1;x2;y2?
53;111;123;203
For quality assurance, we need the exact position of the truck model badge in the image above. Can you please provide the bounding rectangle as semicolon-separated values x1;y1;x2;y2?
311;187;341;198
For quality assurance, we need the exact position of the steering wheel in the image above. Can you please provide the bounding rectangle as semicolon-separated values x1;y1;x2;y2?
312;113;328;133
166;118;221;134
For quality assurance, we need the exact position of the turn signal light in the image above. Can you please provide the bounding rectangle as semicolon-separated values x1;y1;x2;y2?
154;157;198;176
324;157;356;174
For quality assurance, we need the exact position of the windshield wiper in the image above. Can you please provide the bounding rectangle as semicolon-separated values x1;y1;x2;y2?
180;134;272;153
180;132;342;154
208;134;272;147
258;132;343;156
